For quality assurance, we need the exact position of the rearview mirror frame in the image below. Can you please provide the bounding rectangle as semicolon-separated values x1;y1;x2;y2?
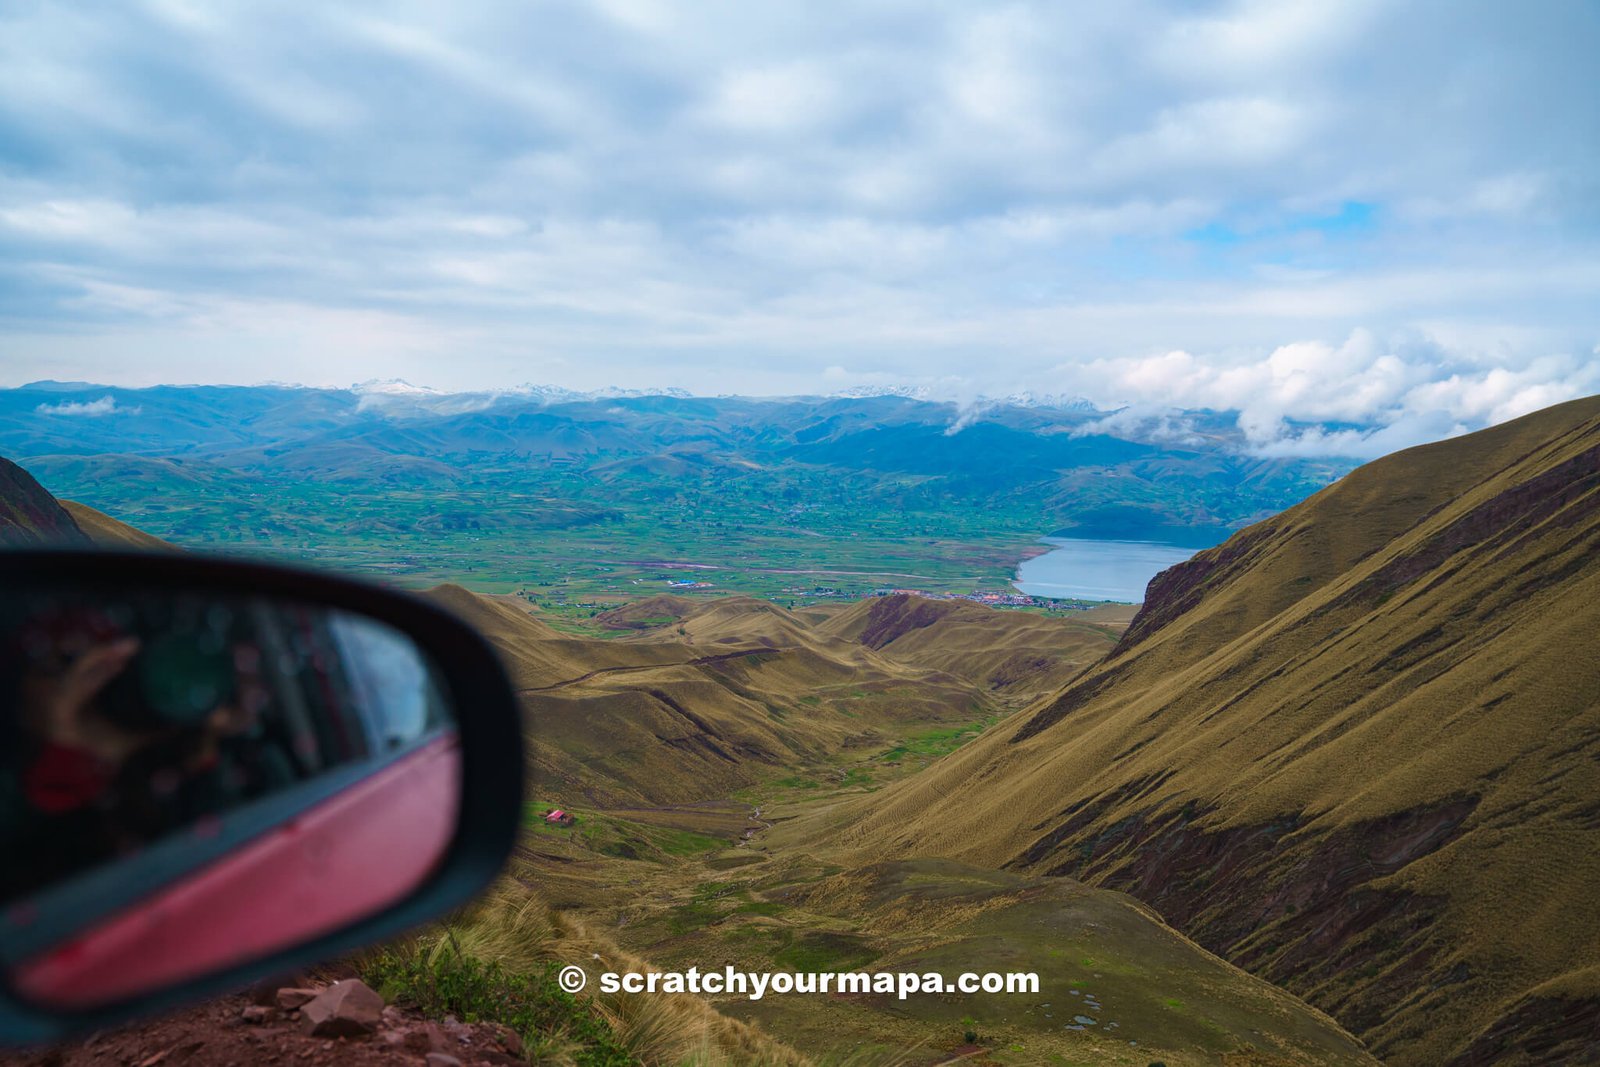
0;549;525;1046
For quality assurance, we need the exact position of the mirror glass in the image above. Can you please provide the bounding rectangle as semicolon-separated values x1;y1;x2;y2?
0;586;462;1009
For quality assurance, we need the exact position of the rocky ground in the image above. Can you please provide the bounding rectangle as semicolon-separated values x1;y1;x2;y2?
0;979;527;1067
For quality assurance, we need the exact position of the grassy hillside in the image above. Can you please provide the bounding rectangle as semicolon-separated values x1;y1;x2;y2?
431;585;1119;809
60;499;177;550
443;586;1377;1063
363;879;813;1066
803;395;1600;1065
0;456;86;546
615;852;1378;1065
818;593;1123;701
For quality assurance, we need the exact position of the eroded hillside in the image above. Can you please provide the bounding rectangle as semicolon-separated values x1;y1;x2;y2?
429;587;1119;808
805;395;1600;1065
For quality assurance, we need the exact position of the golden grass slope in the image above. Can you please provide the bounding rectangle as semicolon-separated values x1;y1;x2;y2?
730;858;1377;1066
594;594;699;630
60;500;177;550
425;583;691;686
807;395;1600;1066
432;586;1120;810
508;793;1378;1064
371;878;813;1066
820;593;1124;701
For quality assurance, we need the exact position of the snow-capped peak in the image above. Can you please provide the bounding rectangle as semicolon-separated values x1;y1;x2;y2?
352;379;442;397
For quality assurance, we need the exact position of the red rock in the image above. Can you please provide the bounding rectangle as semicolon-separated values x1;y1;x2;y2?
425;1055;463;1067
275;987;320;1010
240;1006;271;1025
400;1021;453;1053
298;979;384;1038
495;1026;523;1056
245;972;307;1006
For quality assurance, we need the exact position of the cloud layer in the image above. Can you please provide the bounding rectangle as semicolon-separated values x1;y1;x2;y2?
1063;332;1600;456
0;0;1596;454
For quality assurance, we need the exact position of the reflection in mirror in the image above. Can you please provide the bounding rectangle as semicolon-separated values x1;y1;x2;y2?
0;587;461;1009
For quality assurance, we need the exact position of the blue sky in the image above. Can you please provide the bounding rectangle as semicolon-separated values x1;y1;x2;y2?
1;0;1598;454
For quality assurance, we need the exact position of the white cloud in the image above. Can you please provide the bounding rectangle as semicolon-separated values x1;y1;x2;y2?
701;62;842;133
35;395;137;416
1057;334;1600;457
943;399;995;435
1154;0;1380;80
0;198;140;243
942;8;1043;132
1097;96;1309;177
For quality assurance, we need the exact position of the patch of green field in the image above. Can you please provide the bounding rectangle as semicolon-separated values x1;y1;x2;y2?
654;826;729;856
771;930;878;972
876;717;1000;763
667;897;723;935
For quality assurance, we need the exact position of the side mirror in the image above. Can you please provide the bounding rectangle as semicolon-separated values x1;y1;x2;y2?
0;551;524;1045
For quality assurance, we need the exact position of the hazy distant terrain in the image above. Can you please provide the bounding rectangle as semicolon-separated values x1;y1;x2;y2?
2;381;1353;610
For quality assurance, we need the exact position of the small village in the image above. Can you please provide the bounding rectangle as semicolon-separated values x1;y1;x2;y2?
515;579;1098;614
778;584;1069;609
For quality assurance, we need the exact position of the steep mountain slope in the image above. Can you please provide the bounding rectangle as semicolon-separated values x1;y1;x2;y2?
820;593;1122;701
60;500;177;550
813;395;1600;1065
0;457;87;546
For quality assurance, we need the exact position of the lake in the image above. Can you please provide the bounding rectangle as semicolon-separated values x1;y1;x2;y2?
1012;538;1200;603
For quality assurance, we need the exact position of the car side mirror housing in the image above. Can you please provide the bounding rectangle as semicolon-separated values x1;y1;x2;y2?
0;551;524;1045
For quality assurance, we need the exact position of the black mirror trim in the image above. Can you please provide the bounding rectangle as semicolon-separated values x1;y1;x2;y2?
0;549;525;1045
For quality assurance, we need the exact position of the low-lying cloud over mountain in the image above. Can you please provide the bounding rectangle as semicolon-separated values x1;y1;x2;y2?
1061;331;1600;457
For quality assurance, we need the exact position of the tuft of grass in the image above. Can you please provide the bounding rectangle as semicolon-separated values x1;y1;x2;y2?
364;941;632;1066
362;880;815;1067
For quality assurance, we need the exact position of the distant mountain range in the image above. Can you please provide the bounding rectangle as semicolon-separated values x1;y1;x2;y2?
0;382;1356;558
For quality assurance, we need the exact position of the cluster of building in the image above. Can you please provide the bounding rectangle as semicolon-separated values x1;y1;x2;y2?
780;585;1045;608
